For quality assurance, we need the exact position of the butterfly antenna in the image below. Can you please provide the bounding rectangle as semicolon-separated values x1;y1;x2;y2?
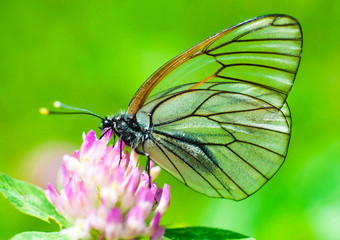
39;101;104;120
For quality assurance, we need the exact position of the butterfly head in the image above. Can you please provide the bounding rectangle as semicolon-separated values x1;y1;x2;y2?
100;113;128;138
101;116;115;130
103;112;130;135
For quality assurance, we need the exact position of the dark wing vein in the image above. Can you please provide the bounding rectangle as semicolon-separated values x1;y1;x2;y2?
198;145;249;196
232;140;285;157
203;106;276;116
225;145;269;180
148;138;187;185
215;76;287;95
221;63;296;74
235;38;301;42
154;130;245;196
154;135;227;197
207;116;289;135
209;51;300;57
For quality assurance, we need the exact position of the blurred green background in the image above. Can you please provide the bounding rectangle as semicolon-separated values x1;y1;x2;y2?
0;0;339;239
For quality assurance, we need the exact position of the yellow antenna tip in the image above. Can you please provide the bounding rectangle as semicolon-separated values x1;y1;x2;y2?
39;108;50;115
54;101;61;108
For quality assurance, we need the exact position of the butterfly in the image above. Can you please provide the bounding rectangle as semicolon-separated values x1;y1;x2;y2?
43;14;302;200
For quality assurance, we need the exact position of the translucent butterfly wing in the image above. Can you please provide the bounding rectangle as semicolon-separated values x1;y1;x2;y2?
136;84;291;199
127;14;302;115
131;14;302;200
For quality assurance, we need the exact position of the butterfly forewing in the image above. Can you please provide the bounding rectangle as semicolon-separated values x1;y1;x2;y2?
131;14;302;200
128;14;302;115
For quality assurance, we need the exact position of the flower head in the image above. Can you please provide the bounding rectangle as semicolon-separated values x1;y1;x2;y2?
45;130;170;240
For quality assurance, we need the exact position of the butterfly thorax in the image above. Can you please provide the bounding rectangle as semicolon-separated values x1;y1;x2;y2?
103;112;148;149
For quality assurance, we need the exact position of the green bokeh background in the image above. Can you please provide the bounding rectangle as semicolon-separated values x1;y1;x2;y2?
0;0;339;239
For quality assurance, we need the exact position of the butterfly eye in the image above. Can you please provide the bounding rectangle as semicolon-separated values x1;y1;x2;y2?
102;118;112;129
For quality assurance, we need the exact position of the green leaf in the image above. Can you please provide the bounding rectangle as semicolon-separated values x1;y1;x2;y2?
0;172;70;228
164;226;255;240
11;231;70;240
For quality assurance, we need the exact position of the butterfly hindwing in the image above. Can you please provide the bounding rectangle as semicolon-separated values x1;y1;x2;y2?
136;83;290;200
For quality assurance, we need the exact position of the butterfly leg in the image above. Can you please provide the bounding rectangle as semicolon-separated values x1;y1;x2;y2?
99;128;111;140
118;138;123;165
135;149;151;188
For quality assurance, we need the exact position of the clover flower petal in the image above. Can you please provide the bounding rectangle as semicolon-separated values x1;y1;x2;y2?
45;130;170;240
